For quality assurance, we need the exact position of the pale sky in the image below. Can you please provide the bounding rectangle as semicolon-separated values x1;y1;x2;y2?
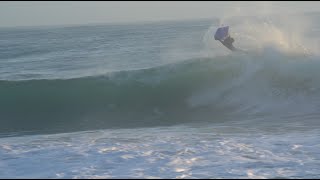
0;1;319;28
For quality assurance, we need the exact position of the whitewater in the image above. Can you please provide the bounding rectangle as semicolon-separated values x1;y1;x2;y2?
0;12;319;178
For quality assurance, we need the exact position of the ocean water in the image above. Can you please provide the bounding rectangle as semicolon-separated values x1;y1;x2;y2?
1;12;320;178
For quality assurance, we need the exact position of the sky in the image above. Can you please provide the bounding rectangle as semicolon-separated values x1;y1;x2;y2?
0;1;319;28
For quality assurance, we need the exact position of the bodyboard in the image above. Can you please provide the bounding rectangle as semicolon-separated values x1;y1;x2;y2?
214;26;229;41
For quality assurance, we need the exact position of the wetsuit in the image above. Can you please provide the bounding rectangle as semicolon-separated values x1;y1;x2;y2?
219;36;236;51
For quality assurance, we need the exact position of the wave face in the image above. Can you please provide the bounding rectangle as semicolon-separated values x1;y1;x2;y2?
2;50;320;135
1;12;320;136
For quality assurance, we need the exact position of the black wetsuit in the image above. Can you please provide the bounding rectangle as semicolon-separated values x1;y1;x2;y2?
219;36;236;51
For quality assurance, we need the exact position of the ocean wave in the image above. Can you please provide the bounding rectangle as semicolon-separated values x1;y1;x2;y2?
1;50;320;135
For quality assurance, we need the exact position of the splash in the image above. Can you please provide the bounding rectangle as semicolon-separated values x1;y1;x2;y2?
203;2;316;57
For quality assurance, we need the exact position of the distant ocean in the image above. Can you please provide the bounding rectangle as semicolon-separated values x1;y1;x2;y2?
0;12;319;178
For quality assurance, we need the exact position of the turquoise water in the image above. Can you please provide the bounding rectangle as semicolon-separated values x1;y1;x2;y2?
0;12;320;178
